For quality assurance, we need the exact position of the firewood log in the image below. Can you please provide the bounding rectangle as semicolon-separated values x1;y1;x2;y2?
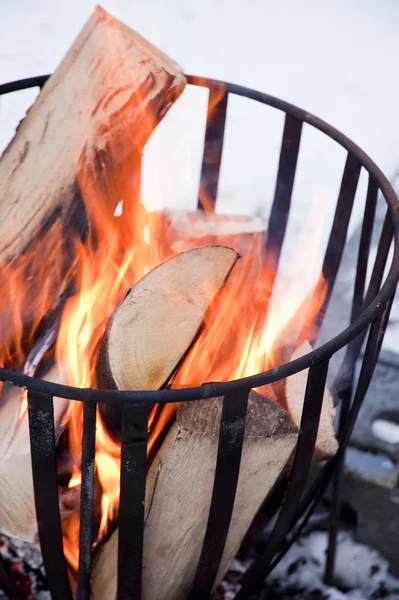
0;5;185;361
92;246;297;599
92;391;298;600
162;209;266;256
0;244;237;542
0;7;185;539
97;245;239;434
284;340;338;458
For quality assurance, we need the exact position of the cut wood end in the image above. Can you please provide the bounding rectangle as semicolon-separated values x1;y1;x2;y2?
98;246;239;392
93;5;184;75
286;340;338;458
177;389;298;438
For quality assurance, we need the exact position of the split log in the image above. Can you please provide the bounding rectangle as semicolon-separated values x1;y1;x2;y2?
93;391;297;600
0;8;185;538
92;246;297;599
161;209;266;257
285;340;338;458
0;244;236;541
97;245;239;434
0;6;185;263
0;5;185;365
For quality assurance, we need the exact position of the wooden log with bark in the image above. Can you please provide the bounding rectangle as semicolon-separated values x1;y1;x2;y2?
98;246;239;392
91;246;298;600
93;391;298;600
97;245;239;438
0;245;237;542
0;6;185;265
0;5;185;365
0;6;185;540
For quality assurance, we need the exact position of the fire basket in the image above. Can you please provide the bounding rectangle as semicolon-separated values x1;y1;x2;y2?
0;73;398;600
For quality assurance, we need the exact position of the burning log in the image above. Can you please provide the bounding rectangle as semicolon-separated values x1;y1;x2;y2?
0;246;237;545
92;391;298;600
0;6;184;263
91;246;297;599
97;245;239;435
0;5;185;364
0;7;185;541
284;341;338;458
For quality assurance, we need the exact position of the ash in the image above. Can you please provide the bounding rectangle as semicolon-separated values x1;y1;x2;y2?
219;532;399;600
0;535;49;599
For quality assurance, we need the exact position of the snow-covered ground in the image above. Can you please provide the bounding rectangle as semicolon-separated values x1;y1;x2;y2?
0;0;398;350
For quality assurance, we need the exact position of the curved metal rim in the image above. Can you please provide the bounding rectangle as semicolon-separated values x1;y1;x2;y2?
0;74;398;405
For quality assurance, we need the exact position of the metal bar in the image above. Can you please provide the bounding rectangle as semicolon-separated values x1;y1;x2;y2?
351;177;379;322
324;388;351;585
264;114;302;280
317;153;361;327
268;461;334;575
77;401;97;600
27;392;73;600
197;85;228;211
344;303;393;445
362;211;393;316
117;404;149;600
236;359;329;599
188;389;249;600
0;75;49;95
333;210;393;395
238;473;289;559
324;297;393;586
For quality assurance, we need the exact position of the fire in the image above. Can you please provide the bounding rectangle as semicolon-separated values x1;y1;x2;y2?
0;91;326;575
54;186;325;571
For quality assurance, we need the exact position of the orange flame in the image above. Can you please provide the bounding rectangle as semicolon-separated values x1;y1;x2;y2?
0;80;327;574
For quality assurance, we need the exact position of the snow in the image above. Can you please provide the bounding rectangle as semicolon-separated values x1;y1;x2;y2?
2;0;399;212
218;530;399;599
262;531;399;599
372;419;399;445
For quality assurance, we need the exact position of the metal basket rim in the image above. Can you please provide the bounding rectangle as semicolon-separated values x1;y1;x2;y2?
0;74;398;405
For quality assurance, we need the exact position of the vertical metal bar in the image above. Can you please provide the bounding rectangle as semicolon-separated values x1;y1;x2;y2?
351;177;379;322
197;85;228;212
117;404;149;600
346;298;394;447
324;298;393;584
188;389;249;600
271;458;336;572
324;388;351;584
238;473;289;559
333;210;393;395
364;212;394;305
317;153;361;327
265;114;303;276
27;392;73;600
326;204;394;584
236;360;329;600
324;181;379;581
77;401;97;600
